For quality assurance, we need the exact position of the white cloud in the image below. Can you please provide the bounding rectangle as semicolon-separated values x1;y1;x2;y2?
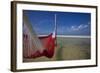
70;24;89;31
71;25;79;31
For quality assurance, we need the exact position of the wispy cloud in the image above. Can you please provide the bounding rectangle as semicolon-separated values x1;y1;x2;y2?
57;22;90;35
70;24;89;31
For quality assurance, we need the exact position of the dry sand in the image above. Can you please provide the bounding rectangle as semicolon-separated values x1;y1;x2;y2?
23;37;91;62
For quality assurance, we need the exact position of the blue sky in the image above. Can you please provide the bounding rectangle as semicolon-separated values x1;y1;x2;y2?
23;10;91;36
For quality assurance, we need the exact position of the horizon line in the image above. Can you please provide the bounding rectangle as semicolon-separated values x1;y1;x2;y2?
38;35;91;38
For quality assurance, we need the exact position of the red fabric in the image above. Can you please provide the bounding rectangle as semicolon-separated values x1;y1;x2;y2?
28;33;56;58
23;33;56;59
40;33;55;58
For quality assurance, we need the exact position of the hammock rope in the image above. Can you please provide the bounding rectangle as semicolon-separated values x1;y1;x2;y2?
23;15;45;52
23;14;57;58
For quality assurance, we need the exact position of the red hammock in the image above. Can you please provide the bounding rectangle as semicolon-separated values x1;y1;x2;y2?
32;33;56;58
23;14;57;59
23;33;56;58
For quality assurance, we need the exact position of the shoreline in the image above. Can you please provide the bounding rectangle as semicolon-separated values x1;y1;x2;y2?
38;35;91;38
